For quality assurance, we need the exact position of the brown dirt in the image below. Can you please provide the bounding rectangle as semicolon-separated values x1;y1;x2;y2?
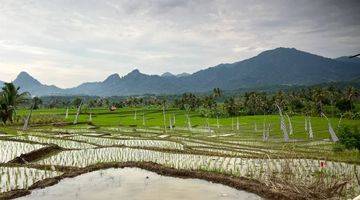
0;190;30;200
51;122;72;127
7;145;63;164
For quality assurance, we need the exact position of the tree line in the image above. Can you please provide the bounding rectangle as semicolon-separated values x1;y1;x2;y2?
175;86;359;119
1;82;359;125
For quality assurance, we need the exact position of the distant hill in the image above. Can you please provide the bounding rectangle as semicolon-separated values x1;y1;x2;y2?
2;47;360;96
176;73;190;77
184;48;360;91
162;72;190;78
161;72;176;77
12;72;63;96
335;56;360;64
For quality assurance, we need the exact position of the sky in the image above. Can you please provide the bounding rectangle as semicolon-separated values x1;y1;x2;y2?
0;0;359;88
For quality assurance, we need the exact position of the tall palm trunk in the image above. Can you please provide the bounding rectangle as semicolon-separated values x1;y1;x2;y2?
65;107;69;119
231;118;234;131
142;113;146;126
186;113;191;131
73;102;82;125
169;116;173;130
23;102;35;131
162;105;166;133
308;117;314;139
286;114;293;135
321;113;339;142
236;117;240;131
88;113;92;122
276;104;289;142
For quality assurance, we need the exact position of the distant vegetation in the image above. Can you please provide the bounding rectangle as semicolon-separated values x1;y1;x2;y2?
19;84;359;120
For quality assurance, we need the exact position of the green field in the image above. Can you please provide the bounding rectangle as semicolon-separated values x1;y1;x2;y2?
16;107;359;137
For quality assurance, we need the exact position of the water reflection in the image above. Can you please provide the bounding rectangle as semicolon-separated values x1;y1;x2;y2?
18;168;262;200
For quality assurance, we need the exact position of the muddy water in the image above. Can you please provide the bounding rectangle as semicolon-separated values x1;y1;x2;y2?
18;168;262;200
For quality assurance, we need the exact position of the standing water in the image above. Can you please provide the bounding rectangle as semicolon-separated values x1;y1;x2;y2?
18;168;262;200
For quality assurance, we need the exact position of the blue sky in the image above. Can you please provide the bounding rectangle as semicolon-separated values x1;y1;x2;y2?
0;0;359;88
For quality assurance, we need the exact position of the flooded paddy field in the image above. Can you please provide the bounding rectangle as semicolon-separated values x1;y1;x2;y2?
0;112;359;199
17;168;262;200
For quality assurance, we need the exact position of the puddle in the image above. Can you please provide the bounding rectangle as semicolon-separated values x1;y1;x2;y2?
18;168;262;200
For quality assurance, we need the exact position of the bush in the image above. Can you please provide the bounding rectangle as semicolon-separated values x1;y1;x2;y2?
337;125;360;151
335;99;352;112
342;111;360;120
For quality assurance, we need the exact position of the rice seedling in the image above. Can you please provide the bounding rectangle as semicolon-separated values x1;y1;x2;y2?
14;136;95;149
0;167;62;193
0;141;44;163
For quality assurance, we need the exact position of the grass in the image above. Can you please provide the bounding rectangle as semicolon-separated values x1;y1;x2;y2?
16;107;359;139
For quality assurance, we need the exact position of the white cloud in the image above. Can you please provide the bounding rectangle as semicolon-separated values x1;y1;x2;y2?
0;0;359;87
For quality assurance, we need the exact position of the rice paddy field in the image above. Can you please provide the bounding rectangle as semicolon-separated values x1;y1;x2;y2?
0;107;359;199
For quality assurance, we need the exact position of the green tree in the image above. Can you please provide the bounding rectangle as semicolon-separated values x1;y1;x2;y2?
335;99;353;112
312;88;327;115
224;97;240;116
33;97;42;109
212;88;222;98
0;83;29;124
345;86;359;112
244;92;267;115
337;125;360;151
72;97;82;108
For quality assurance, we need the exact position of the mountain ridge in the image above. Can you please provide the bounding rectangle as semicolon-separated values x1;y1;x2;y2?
2;47;360;96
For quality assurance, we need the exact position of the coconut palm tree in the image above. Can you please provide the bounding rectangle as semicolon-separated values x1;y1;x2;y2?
273;91;287;111
224;97;238;116
32;97;42;110
212;88;222;98
327;85;337;117
0;83;29;124
345;86;359;112
312;88;327;115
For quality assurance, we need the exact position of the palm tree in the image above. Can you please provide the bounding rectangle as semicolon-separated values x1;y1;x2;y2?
212;88;222;98
273;91;287;110
0;83;29;124
245;92;267;115
312;88;326;115
327;85;337;117
345;86;359;112
224;97;237;116
32;97;42;109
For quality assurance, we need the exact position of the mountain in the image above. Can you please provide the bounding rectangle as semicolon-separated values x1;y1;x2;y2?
335;56;360;64
6;47;360;96
176;73;190;77
181;47;360;91
161;72;176;77
12;71;63;96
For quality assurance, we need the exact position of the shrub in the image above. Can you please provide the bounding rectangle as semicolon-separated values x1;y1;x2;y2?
337;125;360;151
335;99;352;112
